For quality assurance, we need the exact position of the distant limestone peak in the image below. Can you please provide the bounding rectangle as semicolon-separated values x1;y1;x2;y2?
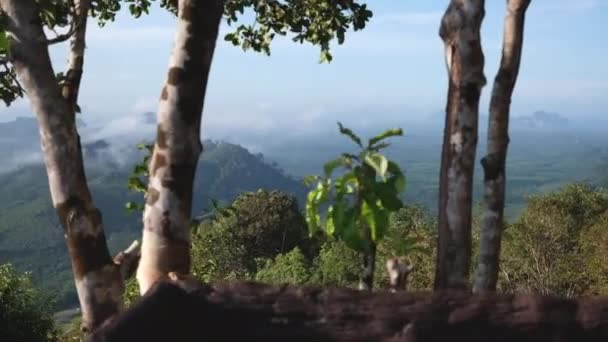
511;110;569;130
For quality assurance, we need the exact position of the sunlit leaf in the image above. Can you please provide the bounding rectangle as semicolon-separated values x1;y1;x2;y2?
337;122;363;148
368;128;403;147
364;152;388;180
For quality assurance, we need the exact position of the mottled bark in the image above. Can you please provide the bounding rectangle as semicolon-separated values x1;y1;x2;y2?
0;0;125;334
61;0;89;113
91;280;608;342
474;0;531;293
435;0;487;291
137;0;223;294
359;241;376;291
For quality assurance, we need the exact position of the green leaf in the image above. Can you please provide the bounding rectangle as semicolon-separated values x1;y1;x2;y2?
335;171;358;198
329;199;348;233
364;153;388;180
337;122;363;148
0;30;10;52
323;156;352;177
387;161;406;192
125;201;138;212
361;196;389;242
305;192;321;235
304;175;319;187
320;50;333;63
373;182;403;211
325;206;336;235
368;128;403;147
339;210;366;252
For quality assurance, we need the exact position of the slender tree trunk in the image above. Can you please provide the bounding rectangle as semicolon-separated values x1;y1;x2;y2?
137;0;224;294
0;0;134;334
358;164;376;291
359;241;376;291
473;0;531;293
434;0;487;291
61;0;88;113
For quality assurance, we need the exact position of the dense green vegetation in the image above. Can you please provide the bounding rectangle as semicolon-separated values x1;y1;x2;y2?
0;264;57;342
0;140;306;309
2;133;608;310
5;181;608;340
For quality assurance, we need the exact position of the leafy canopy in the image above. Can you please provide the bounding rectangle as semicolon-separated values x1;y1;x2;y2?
0;0;372;107
305;123;406;253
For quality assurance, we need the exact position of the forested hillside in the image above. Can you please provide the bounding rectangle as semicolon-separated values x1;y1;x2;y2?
0;140;306;308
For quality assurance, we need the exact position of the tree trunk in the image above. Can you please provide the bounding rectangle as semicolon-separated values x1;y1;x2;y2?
0;0;126;334
91;280;608;342
61;0;89;113
137;0;224;294
473;0;531;293
359;241;376;291
434;0;487;291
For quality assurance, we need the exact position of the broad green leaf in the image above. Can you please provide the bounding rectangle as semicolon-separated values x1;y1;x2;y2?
368;128;403;147
324;156;351;177
325;206;336;235
330;199;348;233
387;161;406;192
305;192;321;235
303;175;319;187
337;122;363;148
364;152;388;180
314;180;330;203
0;30;9;52
335;171;358;198
361;196;389;242
373;182;403;211
339;211;366;252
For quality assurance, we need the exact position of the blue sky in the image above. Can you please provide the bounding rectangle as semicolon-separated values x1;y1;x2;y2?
1;0;607;139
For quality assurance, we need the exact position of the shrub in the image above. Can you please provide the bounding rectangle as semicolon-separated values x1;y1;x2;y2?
0;264;57;342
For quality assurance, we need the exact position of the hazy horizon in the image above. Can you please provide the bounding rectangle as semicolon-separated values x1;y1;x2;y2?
1;0;607;142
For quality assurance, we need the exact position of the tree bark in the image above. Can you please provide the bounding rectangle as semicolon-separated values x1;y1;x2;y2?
359;241;376;291
435;0;487;291
91;280;608;342
0;0;126;334
61;0;89;113
137;0;224;294
473;0;531;293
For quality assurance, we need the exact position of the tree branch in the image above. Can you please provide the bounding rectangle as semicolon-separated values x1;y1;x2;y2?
113;240;141;281
474;0;532;293
46;22;77;45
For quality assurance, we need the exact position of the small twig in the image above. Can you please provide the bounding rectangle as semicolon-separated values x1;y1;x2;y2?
114;240;141;281
45;0;79;45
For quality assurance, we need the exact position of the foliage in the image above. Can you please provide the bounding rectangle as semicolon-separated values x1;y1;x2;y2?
375;205;435;290
305;123;405;253
191;189;314;282
0;0;372;109
255;247;312;285
0;139;307;310
122;277;140;308
88;0;372;62
0;264;57;342
309;239;360;288
498;183;608;297
125;142;154;212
